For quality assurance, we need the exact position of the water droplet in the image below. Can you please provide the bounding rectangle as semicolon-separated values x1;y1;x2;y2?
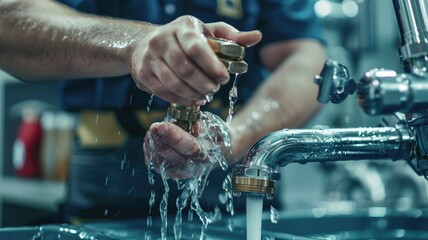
270;206;279;224
226;74;240;125
227;218;235;232
147;94;154;112
218;192;227;204
205;94;214;102
233;192;242;198
126;186;135;195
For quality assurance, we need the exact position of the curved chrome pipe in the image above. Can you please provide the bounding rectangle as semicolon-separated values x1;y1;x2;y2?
244;127;414;168
232;126;415;198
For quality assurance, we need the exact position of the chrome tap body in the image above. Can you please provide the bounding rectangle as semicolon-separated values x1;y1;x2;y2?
232;0;428;198
232;120;415;198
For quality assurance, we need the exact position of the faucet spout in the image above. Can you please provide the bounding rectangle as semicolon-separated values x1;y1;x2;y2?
232;126;415;198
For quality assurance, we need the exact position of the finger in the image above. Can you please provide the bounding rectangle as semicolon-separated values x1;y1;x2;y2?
152;122;204;158
162;46;221;97
150;54;207;100
175;26;229;85
144;72;205;106
232;30;262;47
206;22;262;47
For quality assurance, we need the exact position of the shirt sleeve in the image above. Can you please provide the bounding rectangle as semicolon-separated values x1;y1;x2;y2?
257;0;325;47
56;0;97;13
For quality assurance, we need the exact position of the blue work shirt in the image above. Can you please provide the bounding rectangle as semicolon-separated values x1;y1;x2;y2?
57;0;324;111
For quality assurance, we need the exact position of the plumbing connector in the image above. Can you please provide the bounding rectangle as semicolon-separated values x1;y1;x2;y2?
169;37;247;133
166;104;200;133
207;37;248;74
231;164;280;199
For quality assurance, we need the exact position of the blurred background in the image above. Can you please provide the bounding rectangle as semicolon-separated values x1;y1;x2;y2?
0;0;427;228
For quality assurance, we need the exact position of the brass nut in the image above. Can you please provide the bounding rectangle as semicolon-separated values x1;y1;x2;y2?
207;37;245;60
167;105;200;122
232;176;276;195
220;58;248;74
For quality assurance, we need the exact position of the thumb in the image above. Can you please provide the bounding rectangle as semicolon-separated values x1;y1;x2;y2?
205;22;262;47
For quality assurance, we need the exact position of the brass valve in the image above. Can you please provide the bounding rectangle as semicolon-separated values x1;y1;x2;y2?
207;37;248;74
167;104;200;133
168;37;247;132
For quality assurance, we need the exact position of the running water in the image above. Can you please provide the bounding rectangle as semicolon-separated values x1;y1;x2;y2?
147;94;154;112
145;111;232;239
246;196;263;240
174;181;190;240
159;163;170;240
226;73;240;125
270;206;279;224
145;191;155;240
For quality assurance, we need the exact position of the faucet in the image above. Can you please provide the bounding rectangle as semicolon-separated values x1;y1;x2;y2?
232;116;415;198
232;0;428;199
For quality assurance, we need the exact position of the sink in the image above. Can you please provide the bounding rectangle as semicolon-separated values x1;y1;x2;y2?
244;208;428;240
1;208;428;239
0;218;246;240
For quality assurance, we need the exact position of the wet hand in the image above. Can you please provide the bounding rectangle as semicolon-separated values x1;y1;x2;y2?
130;15;262;106
143;113;231;180
144;122;209;180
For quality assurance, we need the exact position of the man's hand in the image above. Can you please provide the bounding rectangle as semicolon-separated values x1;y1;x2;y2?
144;112;231;180
130;15;261;106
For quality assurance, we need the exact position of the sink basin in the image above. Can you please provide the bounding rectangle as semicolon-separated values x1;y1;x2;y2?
0;218;246;240
247;208;428;240
1;208;428;239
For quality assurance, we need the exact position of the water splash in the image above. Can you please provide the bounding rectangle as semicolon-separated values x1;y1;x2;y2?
159;163;170;239
270;206;279;224
221;174;235;216
174;182;190;239
226;74;240;125
31;227;44;240
147;94;154;112
146;132;156;185
145;111;232;239
205;94;214;102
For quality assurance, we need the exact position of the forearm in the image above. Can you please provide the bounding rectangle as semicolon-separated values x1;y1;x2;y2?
229;40;326;161
0;0;154;81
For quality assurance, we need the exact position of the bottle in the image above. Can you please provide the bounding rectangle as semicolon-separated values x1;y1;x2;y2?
13;108;43;178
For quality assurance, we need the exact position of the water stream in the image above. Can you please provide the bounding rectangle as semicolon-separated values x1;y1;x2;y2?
145;111;232;239
226;73;240;125
143;70;247;239
246;196;263;240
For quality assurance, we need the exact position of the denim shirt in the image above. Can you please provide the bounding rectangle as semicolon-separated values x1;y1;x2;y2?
57;0;324;111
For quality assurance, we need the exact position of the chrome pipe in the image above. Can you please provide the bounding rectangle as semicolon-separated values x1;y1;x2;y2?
243;127;414;169
232;126;415;198
393;0;428;74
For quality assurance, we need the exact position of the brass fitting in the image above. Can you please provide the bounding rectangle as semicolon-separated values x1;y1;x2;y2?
169;37;247;132
167;104;200;133
231;165;280;198
232;176;277;196
208;37;248;74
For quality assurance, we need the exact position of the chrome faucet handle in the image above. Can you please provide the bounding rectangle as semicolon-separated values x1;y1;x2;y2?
314;59;357;104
